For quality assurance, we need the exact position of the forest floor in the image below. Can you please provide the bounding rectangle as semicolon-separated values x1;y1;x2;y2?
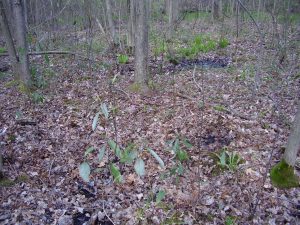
1;21;300;225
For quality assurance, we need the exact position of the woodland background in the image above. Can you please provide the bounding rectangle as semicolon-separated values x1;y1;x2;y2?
0;0;300;224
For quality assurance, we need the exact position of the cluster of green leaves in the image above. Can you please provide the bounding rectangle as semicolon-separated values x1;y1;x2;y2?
178;35;216;58
30;66;48;89
79;103;165;183
225;216;237;225
213;148;243;171
152;36;167;57
161;137;192;181
219;37;230;48
117;54;129;64
30;92;45;104
168;137;191;162
178;35;229;58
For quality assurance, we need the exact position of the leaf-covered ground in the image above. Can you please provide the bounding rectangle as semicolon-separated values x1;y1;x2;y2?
1;21;300;224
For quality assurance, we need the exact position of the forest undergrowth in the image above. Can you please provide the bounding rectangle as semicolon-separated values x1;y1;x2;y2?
0;19;300;225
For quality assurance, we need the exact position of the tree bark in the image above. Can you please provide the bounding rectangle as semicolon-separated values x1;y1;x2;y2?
284;104;300;166
127;0;135;48
212;0;220;19
0;0;19;76
13;0;31;85
105;0;117;45
167;0;179;39
134;0;149;87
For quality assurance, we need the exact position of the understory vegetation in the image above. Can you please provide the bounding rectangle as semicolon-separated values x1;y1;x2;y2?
0;1;300;224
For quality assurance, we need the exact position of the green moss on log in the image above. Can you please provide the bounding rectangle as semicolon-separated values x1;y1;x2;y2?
270;159;299;189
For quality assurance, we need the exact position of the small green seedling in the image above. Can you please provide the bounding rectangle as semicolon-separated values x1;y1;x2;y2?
225;216;237;225
214;148;242;171
219;37;230;48
117;54;129;64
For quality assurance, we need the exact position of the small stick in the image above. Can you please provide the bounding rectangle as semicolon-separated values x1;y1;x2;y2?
192;65;202;92
102;202;116;225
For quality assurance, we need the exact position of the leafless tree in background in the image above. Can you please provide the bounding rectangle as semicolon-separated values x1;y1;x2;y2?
134;0;149;89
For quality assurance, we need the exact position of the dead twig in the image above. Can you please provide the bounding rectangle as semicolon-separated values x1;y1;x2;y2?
16;120;37;126
113;87;133;103
102;202;116;225
0;51;100;62
192;65;202;92
48;159;55;180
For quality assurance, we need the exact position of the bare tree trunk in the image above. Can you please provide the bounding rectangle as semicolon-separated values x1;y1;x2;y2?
284;104;300;167
13;0;30;85
134;0;149;88
84;0;92;29
0;0;19;76
105;0;117;45
23;0;28;28
270;104;300;188
212;0;220;20
167;0;179;39
127;0;135;49
236;0;239;38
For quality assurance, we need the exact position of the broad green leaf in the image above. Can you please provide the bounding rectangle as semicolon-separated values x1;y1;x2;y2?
177;150;189;162
108;140;121;158
120;147;138;164
134;158;145;177
220;151;226;166
84;147;95;157
177;163;185;175
148;148;165;169
100;103;109;120
183;139;193;148
120;143;137;163
79;162;90;182
110;163;122;183
92;112;100;131
172;138;180;153
156;190;166;204
98;146;106;161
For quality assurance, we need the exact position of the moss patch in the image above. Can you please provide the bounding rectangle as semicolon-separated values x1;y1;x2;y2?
270;159;299;189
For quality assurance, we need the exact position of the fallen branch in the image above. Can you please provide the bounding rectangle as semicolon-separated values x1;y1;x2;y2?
0;51;98;62
16;120;37;126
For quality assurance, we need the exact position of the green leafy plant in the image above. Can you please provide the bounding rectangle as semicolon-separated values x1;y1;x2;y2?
30;66;47;89
178;34;218;58
117;54;129;64
213;105;227;112
30;92;45;104
161;137;192;181
219;37;230;48
79;102;165;183
214;148;243;171
156;189;166;204
225;216;237;225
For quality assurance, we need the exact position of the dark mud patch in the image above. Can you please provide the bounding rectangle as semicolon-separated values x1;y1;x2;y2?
178;57;230;69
